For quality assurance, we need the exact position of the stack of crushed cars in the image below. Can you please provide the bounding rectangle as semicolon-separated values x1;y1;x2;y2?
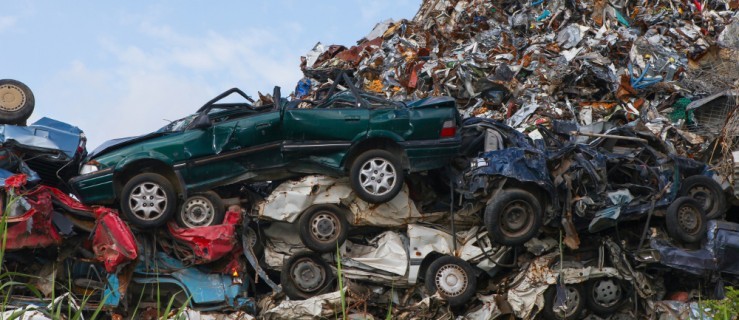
277;0;739;318
2;0;739;318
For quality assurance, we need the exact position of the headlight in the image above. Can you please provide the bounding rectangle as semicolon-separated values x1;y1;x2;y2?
470;158;489;170
80;161;100;175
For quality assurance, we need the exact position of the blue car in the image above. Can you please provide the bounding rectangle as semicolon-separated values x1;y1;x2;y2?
0;117;87;191
456;118;727;247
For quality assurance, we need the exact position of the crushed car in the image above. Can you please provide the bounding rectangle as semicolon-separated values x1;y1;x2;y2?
254;174;446;252
457;118;728;248
69;72;461;228
263;222;512;307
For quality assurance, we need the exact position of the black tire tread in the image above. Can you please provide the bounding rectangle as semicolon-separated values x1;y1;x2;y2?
424;256;477;307
280;251;335;300
298;205;350;253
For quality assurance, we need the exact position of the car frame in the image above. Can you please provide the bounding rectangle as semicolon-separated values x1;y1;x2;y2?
457;118;727;247
70;73;461;228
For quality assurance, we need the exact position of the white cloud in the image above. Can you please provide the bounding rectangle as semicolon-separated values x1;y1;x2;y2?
0;16;17;32
41;22;302;149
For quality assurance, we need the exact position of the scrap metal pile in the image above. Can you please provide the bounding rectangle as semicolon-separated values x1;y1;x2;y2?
1;0;739;319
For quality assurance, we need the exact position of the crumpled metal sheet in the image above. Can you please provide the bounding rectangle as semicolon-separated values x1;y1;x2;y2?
459;293;504;320
259;290;343;320
506;249;637;318
165;209;241;264
0;117;84;160
91;207;138;273
257;175;443;227
176;309;255;320
650;300;708;320
343;230;408;276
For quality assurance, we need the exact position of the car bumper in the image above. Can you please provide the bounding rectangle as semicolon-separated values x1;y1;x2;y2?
68;168;116;205
401;136;461;172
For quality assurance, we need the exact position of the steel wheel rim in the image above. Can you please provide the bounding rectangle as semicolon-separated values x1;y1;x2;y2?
500;200;534;237
591;278;621;308
678;204;701;235
246;228;258;248
554;286;581;318
128;181;168;221
358;157;397;197
435;264;468;297
291;258;326;292
180;196;215;227
688;185;714;212
311;211;339;242
0;84;26;112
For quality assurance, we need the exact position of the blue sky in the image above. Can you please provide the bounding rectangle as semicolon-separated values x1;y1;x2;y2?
1;1;420;149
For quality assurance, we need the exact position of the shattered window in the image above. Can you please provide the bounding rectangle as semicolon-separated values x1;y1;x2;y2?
159;114;199;132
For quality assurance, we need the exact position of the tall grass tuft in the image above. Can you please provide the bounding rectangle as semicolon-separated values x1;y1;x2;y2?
336;243;347;320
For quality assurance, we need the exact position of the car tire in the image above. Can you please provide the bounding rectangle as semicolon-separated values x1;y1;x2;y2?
678;175;727;219
484;189;542;246
585;278;626;316
350;149;404;204
666;197;707;244
120;173;177;228
176;191;225;228
0;79;35;125
424;256;477;307
280;251;335;300
298;205;350;253
541;283;586;320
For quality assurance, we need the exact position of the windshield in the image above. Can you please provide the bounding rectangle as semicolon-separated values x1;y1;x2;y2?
157;107;230;133
158;114;198;133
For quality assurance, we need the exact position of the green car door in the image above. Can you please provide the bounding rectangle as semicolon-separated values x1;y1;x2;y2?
282;93;369;169
182;108;284;191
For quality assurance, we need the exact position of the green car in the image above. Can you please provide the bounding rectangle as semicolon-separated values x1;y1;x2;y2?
69;74;461;228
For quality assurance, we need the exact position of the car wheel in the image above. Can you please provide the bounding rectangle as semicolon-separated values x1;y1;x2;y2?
350;149;404;204
176;191;225;228
121;173;176;228
542;283;586;320
425;256;477;307
280;252;335;300
0;79;35;125
666;197;707;244
484;189;542;246
678;175;727;219
298;205;350;253
585;278;626;316
244;225;264;259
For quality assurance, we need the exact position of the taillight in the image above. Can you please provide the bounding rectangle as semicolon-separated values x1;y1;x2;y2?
440;120;456;137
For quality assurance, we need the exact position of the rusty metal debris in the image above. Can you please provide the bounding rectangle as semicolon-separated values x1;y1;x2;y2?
3;0;739;319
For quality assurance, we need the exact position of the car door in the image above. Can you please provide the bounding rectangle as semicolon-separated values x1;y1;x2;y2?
282;93;369;165
182;108;284;190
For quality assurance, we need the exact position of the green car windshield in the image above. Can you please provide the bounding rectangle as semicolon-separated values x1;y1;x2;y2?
158;107;230;133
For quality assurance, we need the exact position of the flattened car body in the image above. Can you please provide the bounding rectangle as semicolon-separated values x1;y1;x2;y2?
69;76;460;226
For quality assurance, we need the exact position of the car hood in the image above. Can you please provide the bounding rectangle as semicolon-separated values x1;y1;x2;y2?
0;117;84;160
89;132;167;159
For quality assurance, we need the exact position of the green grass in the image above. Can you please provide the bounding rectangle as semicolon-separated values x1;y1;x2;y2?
701;287;739;320
0;184;200;319
336;243;347;320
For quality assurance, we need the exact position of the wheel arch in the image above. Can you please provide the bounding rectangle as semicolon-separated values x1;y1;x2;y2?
417;251;445;282
113;157;183;200
500;180;553;212
343;137;409;172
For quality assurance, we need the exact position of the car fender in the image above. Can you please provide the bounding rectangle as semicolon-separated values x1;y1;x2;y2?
110;150;184;198
365;130;405;142
113;150;175;173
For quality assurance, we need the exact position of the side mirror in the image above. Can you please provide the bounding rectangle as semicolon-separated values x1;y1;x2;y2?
189;114;211;130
